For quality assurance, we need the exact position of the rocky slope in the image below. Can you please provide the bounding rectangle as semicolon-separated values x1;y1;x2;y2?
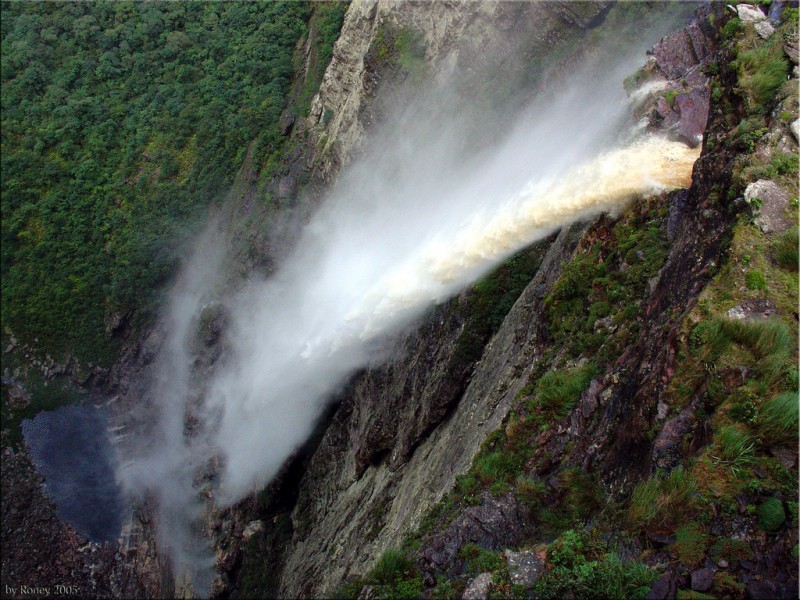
224;3;798;599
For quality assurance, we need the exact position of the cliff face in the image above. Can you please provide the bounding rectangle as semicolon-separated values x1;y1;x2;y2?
231;2;798;599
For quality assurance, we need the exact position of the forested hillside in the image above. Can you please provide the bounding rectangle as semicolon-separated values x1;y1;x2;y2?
1;1;345;364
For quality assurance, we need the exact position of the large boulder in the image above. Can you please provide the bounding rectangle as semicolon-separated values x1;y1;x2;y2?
744;180;792;233
736;4;766;23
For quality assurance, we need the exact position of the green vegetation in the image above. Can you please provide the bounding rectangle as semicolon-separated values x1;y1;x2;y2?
526;363;598;420
458;543;503;575
0;374;81;449
334;548;423;600
673;523;710;566
754;391;799;446
450;244;546;372
534;529;658;600
663;89;680;108
735;34;790;112
545;206;669;365
757;497;786;531
628;468;696;531
745;269;767;290
772;229;799;272
712;425;756;477
711;537;753;563
294;3;348;117
1;2;331;364
367;24;426;82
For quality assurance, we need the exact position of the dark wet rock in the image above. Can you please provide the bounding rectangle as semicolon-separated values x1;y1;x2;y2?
0;446;118;598
747;580;799;599
647;571;679;600
652;406;696;469
768;0;785;24
504;550;545;588
769;446;797;470
691;567;715;592
740;560;757;571
648;532;677;548
419;495;533;574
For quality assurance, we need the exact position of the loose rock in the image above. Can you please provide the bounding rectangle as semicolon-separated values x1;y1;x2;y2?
462;573;494;600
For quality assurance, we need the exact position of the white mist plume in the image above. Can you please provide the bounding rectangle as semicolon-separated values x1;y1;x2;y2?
118;18;701;594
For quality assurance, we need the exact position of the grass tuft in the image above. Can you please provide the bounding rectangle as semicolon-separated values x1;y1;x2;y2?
711;425;756;477
754;391;799;447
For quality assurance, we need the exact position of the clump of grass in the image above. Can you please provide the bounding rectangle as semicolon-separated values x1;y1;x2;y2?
628;467;696;531
529;363;598;419
736;36;790;112
516;475;547;506
772;229;798;272
458;543;503;575
754;391;799;446
757;497;786;532
673;523;710;566
745;269;767;290
698;318;792;385
369;549;415;585
712;425;756;477
473;449;524;486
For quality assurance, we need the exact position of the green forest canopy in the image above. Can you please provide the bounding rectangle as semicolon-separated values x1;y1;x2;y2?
1;2;345;364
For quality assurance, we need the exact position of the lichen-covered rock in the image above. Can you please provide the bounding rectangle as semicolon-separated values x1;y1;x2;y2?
504;549;545;588
744;180;792;233
736;4;766;23
462;572;494;600
755;20;776;40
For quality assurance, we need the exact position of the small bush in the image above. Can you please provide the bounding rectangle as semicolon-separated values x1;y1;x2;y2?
745;270;767;291
535;530;657;600
754;391;799;446
673;523;710;566
558;467;605;520
757;497;786;532
698;318;792;385
456;474;481;497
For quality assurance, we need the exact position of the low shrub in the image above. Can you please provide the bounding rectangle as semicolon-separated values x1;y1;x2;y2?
757;497;786;532
535;529;657;600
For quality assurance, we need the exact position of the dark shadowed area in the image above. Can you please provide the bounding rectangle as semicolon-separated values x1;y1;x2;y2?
22;404;124;543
